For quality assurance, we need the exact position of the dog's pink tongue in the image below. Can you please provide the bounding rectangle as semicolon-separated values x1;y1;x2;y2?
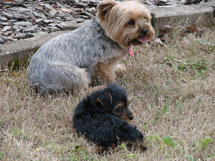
129;47;133;56
139;37;146;43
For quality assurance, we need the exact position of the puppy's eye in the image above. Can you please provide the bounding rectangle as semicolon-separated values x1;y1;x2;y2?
127;19;135;25
115;107;123;113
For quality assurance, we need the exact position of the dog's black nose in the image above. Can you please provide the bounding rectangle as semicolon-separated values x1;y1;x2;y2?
141;29;148;35
129;116;134;120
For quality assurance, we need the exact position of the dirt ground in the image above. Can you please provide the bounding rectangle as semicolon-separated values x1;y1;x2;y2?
0;27;215;160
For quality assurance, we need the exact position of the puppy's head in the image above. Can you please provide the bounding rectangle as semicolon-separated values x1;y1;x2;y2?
94;84;134;121
97;0;155;47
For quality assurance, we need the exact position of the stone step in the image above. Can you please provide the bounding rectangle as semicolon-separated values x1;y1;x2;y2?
0;1;214;66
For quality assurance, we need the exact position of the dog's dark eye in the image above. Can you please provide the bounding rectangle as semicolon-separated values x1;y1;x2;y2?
115;107;123;113
127;19;135;25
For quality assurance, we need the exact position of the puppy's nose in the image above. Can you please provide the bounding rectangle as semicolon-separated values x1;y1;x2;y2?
141;29;148;35
129;115;134;120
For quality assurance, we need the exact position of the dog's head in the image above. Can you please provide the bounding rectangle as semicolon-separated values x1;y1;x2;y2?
96;0;155;47
92;84;134;121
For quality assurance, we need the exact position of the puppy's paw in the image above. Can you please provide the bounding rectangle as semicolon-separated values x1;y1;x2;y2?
126;142;147;153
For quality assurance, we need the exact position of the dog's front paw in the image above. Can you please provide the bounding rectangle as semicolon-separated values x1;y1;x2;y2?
115;64;126;76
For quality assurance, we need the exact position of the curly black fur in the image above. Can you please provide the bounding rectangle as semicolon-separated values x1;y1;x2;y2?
73;84;144;152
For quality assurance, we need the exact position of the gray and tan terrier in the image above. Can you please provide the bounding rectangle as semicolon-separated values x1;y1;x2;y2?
28;0;155;95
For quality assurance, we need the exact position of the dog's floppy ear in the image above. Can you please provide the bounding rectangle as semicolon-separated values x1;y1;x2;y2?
96;92;112;110
97;0;116;20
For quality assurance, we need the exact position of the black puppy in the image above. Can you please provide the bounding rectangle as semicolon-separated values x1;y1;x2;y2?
73;84;145;153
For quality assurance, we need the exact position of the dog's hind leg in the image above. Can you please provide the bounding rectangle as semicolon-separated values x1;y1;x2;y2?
29;62;90;95
94;62;116;85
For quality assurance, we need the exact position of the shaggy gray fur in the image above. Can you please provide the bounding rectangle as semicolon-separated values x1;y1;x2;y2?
28;18;128;94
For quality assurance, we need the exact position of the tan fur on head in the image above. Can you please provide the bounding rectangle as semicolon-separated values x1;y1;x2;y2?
97;0;155;47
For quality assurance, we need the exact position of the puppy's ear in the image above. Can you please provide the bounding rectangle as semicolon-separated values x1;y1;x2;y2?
97;0;116;21
96;92;112;110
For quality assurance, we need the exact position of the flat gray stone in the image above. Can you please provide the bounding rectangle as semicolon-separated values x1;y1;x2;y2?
13;21;33;27
0;16;8;21
14;33;27;39
0;11;13;18
0;22;9;26
13;25;23;32
0;31;70;65
23;25;39;32
2;31;12;36
49;9;57;17
33;12;46;18
151;4;214;32
58;22;80;30
9;7;30;14
85;7;96;13
44;4;54;11
42;19;54;24
1;26;11;32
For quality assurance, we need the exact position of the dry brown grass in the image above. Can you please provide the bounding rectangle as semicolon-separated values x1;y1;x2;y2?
1;28;215;161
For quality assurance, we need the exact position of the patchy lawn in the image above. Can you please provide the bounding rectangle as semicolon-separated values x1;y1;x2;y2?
0;28;215;161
